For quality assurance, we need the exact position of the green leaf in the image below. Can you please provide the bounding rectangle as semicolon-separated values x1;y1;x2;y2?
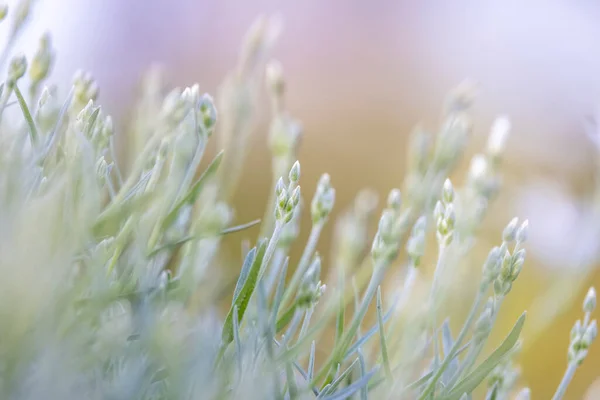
376;286;392;381
93;191;153;238
320;368;378;400
220;218;261;235
163;150;224;229
221;238;267;345
441;312;526;400
344;297;396;360
441;319;459;385
318;358;360;397
270;258;289;329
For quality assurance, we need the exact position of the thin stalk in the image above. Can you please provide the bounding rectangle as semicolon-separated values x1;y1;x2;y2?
314;262;387;387
280;222;324;309
258;220;284;283
13;84;38;145
450;296;505;384
551;362;578;400
417;287;486;400
429;244;449;373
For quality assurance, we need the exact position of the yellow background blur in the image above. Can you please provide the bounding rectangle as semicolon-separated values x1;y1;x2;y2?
12;0;600;397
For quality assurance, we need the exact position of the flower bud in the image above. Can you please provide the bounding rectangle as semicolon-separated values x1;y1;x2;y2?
584;287;596;313
516;219;529;243
288;160;300;184
502;217;519;242
442;178;454;204
8;54;27;86
386;189;402;210
487;116;511;159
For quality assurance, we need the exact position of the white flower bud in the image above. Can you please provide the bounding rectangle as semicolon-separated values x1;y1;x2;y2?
289;160;300;184
8;54;27;85
266;60;285;96
515;388;531;400
502;217;519;242
487;116;511;158
275;177;286;197
584;287;597;313
386;189;402;210
468;154;488;183
442;178;454;204
516;219;529;243
290;185;301;207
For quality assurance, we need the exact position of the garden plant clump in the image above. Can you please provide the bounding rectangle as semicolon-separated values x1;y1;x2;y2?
0;4;596;399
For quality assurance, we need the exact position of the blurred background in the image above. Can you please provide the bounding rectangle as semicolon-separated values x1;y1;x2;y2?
8;0;600;397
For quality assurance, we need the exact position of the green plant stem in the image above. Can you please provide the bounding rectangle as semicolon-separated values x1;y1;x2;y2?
313;261;387;387
280;222;324;309
418;287;486;400
449;296;504;386
429;244;449;371
258;220;284;283
551;362;578;400
13;84;38;145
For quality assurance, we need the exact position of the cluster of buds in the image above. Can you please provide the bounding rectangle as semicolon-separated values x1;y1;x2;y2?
466;116;511;202
492;217;528;297
371;188;410;264
278;161;302;248
568;287;597;365
35;86;60;134
406;215;426;267
72;70;99;113
296;254;326;308
182;85;218;136
7;54;26;89
432;82;475;171
275;163;302;224
76;100;114;152
29;33;54;91
434;179;456;247
161;87;191;128
310;173;335;225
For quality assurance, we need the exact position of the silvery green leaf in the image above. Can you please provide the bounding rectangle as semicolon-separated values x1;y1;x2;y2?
163;149;224;229
441;312;526;400
441;319;459;385
319;368;378;400
222;239;268;345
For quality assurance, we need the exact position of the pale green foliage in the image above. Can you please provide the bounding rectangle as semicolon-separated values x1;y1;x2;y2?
0;6;595;400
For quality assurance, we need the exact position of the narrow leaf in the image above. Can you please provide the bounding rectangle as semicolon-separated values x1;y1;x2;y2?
308;341;316;382
163;150;224;229
441;319;459;385
221;218;261;235
270;258;290;328
344;298;397;360
221;239;268;345
441;313;526;400
320;368;378;400
376;286;392;381
320;358;360;396
233;247;258;302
